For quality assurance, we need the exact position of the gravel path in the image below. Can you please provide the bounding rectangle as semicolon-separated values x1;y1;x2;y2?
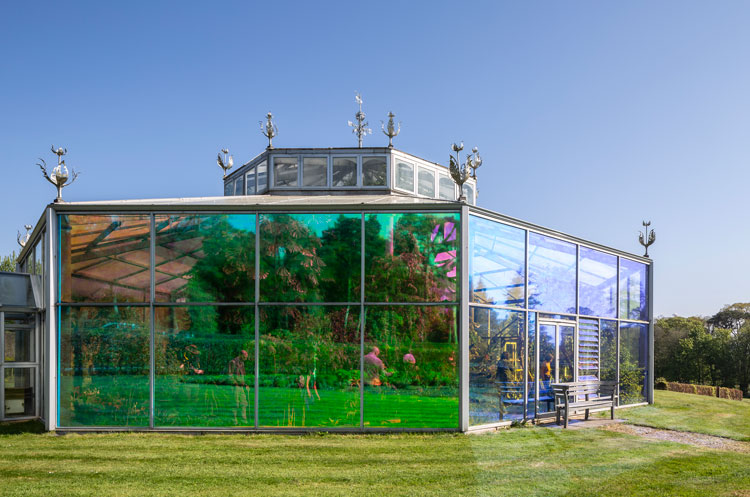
603;423;750;452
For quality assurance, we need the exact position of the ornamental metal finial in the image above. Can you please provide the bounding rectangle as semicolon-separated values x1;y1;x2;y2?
217;148;234;178
638;221;656;257
381;111;401;148
260;112;278;149
449;142;480;202
347;92;371;148
17;224;32;248
37;145;79;203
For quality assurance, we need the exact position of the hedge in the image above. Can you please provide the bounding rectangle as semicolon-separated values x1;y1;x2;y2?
655;379;743;401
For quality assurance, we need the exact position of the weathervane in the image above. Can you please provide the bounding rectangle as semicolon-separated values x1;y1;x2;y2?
260;112;278;149
17;225;32;248
37;145;79;203
381;111;400;148
638;221;656;257
347;93;371;147
217;148;234;178
449;142;481;202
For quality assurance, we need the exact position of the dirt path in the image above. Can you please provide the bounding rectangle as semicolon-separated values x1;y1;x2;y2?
603;423;750;452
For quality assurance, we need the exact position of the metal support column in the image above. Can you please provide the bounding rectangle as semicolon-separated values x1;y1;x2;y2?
647;261;655;404
459;204;470;432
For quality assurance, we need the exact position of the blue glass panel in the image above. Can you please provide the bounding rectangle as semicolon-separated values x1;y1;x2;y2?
469;307;525;426
620;259;648;321
469;216;525;307
579;247;617;318
620;322;648;404
528;234;576;313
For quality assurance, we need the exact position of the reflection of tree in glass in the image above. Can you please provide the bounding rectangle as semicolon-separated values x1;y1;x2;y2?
365;214;459;302
260;214;325;302
171;215;256;303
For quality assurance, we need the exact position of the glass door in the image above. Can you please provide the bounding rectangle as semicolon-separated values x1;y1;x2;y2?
536;321;577;414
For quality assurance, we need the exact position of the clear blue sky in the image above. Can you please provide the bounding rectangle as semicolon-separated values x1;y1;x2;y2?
1;1;748;318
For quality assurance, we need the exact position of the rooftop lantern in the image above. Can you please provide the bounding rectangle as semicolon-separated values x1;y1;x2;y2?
37;145;79;203
449;142;481;202
217;148;234;178
347;93;371;148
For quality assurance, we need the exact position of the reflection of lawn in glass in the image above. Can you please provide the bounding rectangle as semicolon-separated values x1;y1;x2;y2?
61;376;458;429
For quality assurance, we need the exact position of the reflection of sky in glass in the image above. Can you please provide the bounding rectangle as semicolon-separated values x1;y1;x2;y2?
620;258;648;320
469;216;525;307
528;233;576;313
579;247;617;318
226;214;256;232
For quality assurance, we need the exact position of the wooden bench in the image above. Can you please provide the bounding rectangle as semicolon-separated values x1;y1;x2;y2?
551;381;618;428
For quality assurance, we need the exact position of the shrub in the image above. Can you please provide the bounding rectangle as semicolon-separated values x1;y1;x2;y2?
655;377;668;390
695;384;716;396
664;381;743;401
718;387;743;401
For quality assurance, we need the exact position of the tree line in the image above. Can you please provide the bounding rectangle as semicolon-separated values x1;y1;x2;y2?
655;302;750;397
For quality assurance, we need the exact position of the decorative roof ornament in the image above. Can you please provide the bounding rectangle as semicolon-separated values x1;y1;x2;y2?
469;147;482;179
638;221;656;258
217;148;234;178
260;112;278;149
381;111;401;148
449;142;480;202
17;224;32;248
347;92;371;148
37;145;79;203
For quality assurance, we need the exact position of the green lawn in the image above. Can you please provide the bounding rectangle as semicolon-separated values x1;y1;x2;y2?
2;391;748;496
609;390;750;441
0;428;748;497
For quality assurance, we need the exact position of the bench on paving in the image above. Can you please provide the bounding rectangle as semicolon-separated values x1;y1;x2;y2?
551;381;618;428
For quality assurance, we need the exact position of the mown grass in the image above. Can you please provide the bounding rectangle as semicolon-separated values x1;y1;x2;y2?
0;428;748;497
610;390;750;441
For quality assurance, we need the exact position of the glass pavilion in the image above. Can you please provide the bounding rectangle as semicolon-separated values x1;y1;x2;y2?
8;145;652;432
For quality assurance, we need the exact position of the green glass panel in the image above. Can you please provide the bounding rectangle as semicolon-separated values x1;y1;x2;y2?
154;214;256;302
259;306;360;427
154;306;255;427
364;306;458;428
59;306;149;427
59;214;151;303
259;214;361;303
469;307;525;425
364;213;459;303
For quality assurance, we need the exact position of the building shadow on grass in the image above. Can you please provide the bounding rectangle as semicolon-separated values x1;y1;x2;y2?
0;420;45;435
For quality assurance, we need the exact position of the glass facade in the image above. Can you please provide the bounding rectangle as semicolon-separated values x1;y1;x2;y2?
51;208;649;430
467;214;651;427
57;210;461;430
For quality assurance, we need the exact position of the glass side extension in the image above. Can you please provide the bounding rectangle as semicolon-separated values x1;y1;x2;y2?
578;319;599;381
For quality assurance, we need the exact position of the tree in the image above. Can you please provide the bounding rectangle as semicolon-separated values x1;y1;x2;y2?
1;251;18;272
